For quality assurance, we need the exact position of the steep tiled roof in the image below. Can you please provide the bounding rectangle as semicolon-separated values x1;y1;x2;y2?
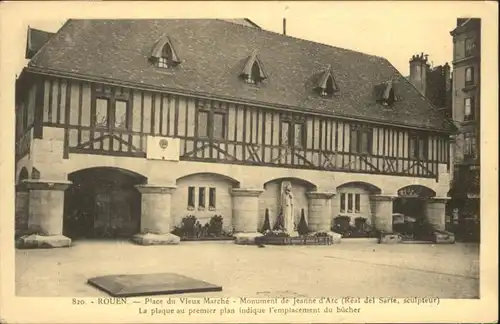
26;19;455;132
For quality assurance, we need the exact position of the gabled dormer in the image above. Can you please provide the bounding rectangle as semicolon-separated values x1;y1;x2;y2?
374;79;399;106
241;50;267;84
316;65;339;97
149;35;181;69
25;26;54;60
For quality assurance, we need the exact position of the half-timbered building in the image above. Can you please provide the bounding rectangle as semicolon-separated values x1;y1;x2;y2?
15;19;455;246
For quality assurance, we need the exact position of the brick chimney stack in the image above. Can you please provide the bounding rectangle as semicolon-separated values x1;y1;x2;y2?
409;53;430;95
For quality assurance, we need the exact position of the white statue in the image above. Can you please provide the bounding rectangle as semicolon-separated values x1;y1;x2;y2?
281;181;294;233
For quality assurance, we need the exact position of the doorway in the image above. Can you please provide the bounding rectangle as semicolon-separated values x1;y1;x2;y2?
64;167;146;239
393;185;436;239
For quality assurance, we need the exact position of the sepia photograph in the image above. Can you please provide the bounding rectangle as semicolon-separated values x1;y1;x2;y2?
0;1;497;323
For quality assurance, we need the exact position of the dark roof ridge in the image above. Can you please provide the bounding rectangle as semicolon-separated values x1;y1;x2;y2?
213;18;387;62
28;26;55;35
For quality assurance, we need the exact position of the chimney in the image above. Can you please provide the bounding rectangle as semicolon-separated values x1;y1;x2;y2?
443;62;451;91
283;18;286;35
408;53;429;95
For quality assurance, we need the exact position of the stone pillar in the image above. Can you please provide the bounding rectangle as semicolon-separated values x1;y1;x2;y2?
426;197;449;231
372;195;395;233
307;191;335;232
131;184;180;245
230;188;264;244
15;183;29;234
18;179;72;248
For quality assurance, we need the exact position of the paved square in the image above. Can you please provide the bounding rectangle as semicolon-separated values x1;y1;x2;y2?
15;241;479;298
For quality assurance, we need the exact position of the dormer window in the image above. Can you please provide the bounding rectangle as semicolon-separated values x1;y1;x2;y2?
246;62;261;84
149;35;181;69
375;80;397;106
321;76;336;97
241;50;267;85
316;65;339;98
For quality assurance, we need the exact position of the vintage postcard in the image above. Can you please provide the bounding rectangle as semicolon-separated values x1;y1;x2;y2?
0;1;498;323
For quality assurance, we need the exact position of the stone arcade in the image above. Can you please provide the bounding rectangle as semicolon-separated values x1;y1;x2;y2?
15;19;455;247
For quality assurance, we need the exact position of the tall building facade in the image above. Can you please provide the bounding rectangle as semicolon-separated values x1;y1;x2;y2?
449;18;481;236
15;19;455;247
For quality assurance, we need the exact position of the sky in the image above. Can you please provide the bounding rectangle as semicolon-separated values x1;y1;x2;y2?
4;2;481;78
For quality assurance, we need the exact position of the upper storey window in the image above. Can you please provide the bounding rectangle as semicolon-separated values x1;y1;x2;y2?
149;35;181;69
316;65;339;98
464;37;477;57
465;66;474;85
241;50;267;85
92;85;131;130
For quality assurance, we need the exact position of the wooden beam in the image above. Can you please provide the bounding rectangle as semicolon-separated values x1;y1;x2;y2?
33;77;45;139
56;78;62;124
63;80;71;159
47;79;53;123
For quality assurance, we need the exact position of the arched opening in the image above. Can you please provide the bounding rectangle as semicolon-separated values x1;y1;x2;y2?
64;167;147;240
172;173;240;233
334;181;382;237
393;185;436;239
259;177;317;231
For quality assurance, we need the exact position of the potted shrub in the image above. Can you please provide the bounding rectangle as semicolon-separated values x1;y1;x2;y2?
332;215;351;237
208;215;224;237
260;209;271;233
297;209;310;236
177;215;197;238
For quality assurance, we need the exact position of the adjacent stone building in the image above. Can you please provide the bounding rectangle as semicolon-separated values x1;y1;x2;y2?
448;18;481;228
15;19;455;247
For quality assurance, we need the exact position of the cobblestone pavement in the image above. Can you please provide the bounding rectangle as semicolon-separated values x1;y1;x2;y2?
15;240;479;298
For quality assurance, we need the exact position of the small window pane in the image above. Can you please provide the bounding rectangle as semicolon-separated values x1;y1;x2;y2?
418;138;427;159
355;194;361;213
281;122;290;145
409;137;417;159
294;123;304;148
198;111;208;137
465;67;473;83
361;131;370;154
350;129;358;153
213;113;225;139
198;187;206;208
95;98;109;127
464;98;472;118
115;100;128;129
209;188;216;209
347;194;353;213
340;193;346;213
251;62;260;83
187;187;195;208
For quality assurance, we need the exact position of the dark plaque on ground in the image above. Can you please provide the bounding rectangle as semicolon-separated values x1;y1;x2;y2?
87;273;222;297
